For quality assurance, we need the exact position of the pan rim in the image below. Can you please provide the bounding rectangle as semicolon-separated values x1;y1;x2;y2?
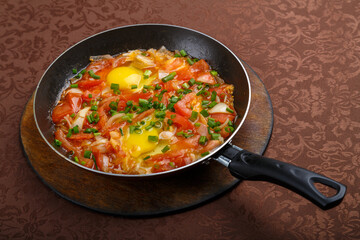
33;23;252;178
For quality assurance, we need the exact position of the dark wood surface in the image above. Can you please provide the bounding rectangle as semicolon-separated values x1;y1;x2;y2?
20;62;273;216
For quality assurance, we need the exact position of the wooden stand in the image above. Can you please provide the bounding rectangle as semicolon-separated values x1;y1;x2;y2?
20;62;273;216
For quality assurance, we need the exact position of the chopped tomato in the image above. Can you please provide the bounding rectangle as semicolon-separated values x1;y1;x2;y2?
196;72;216;84
166;112;194;130
162;58;186;72
148;150;191;173
77;79;104;89
68;133;94;140
52;93;82;123
210;113;235;124
92;149;109;172
120;92;153;102
174;92;195;118
189;59;210;73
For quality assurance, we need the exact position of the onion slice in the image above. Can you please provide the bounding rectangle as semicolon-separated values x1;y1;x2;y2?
208;102;231;114
71;107;90;130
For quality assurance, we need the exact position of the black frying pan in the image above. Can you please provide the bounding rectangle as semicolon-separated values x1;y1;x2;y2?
34;24;346;209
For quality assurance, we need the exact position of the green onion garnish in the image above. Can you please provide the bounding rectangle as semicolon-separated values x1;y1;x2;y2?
94;132;101;136
189;111;198;122
143;156;151;160
143;70;152;79
119;128;124;136
199;136;208;145
54;139;62;147
225;126;235;133
148;135;158;142
162;72;176;82
139;98;149;107
200;109;209;117
167;119;173;126
186;58;194;65
72;125;79;133
66;129;72;138
162;145;170;153
201;151;209;157
84;128;98;133
211;91;217;101
194;122;201;127
74;156;79;163
155;84;161;90
210;133;221;140
70;84;78;88
226;107;234;113
81;161;86;165
210;70;218;76
169;162;175;168
70;113;75;118
182;82;190;89
155;111;166;119
208;101;217;108
180;50;187;57
131;84;137;89
88;94;92;98
90;105;98;111
88;70;100;79
174;53;181;57
72;69;77;74
84;150;92;159
189;78;196;86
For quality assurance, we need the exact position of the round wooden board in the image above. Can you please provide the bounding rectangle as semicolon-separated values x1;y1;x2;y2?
20;62;273;217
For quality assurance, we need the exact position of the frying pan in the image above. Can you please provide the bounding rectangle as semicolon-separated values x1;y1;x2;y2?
34;24;346;209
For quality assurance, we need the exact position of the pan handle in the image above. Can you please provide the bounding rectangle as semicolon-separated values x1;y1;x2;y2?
214;144;346;209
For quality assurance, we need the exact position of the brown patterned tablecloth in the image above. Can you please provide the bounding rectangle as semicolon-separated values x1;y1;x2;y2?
1;1;359;239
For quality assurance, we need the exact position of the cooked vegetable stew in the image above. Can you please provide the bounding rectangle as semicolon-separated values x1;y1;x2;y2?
52;47;237;174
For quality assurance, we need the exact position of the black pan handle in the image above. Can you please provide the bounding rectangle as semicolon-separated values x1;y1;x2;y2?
214;144;346;209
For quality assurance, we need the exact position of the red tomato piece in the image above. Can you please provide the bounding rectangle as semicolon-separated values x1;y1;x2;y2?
68;133;94;140
92;149;109;172
149;150;191;173
174;92;195;118
210;113;235;124
189;59;210;73
196;72;216;84
52;93;82;123
77;79;104;89
166;112;194;130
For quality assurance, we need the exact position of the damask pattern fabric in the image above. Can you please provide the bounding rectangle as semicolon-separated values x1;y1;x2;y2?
0;0;359;239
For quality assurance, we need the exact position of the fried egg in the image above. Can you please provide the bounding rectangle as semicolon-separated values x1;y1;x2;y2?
106;66;143;90
124;116;159;157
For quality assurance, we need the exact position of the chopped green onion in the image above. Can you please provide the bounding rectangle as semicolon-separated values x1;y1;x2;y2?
91;105;98;111
210;70;218;76
75;74;82;79
162;145;170;153
194;122;201;127
225;126;235;133
213;83;220;87
226;107;234;113
155;111;166;119
70;84;78;88
199;136;208;145
157;89;167;101
148;135;159;142
200;109;209;117
208;101;217;108
211;91;217;101
155;84;161;90
182;82;190;89
80;69;86;74
162;72;176;82
88;70;100;79
72;68;77;74
144;70;152;79
143;156;151;160
74;156;79;163
121;113;133;123
119;128;124;136
84;128;98;133
54;139;62;147
87;111;100;124
94;132;101;136
72;125;79;133
70;113;75;118
139;98;149;107
88;94;92;98
131;84;137;89
207;118;221;128
174;53;181;57
186;58;194;65
167;119;173;126
180;50;187;57
169;162;175;168
81;161;86;165
84;150;92;159
210;133;221;140
141;52;147;56
145;121;155;130
201;151;209;157
111;83;119;90
201;100;210;107
66;129;72;138
169;96;179;103
189;111;198;121
171;114;176;119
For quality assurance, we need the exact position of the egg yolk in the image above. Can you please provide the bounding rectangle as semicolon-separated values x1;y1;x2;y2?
106;66;143;90
124;117;159;157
